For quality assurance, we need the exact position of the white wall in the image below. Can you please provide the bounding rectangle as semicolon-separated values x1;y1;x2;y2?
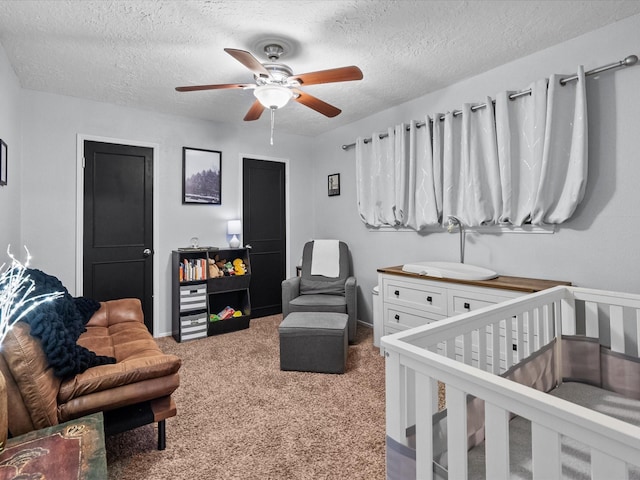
311;14;640;324
0;43;22;251
19;91;315;336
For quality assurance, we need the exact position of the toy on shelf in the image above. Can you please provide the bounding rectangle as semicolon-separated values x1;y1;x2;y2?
210;306;237;322
208;258;224;278
233;258;246;275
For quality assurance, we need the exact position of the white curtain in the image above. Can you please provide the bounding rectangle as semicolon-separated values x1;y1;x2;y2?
495;66;588;225
355;66;587;229
442;99;502;226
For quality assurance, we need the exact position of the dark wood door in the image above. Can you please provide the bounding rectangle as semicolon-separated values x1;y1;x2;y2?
83;141;154;332
243;158;286;318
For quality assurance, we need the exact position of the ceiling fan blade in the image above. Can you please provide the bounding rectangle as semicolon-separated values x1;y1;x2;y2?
292;89;341;117
289;66;363;86
175;83;250;92
244;100;265;121
224;48;271;78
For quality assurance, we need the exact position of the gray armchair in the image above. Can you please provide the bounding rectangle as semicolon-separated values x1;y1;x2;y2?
282;241;357;343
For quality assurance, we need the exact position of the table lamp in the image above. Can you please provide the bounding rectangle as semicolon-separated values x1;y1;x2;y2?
227;220;242;248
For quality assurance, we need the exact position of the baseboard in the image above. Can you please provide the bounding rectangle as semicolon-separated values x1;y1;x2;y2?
357;319;373;328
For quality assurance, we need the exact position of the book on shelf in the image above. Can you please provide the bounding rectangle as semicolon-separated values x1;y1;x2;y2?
179;257;208;282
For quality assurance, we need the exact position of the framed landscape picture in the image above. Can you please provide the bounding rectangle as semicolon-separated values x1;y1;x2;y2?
0;139;6;186
182;147;221;204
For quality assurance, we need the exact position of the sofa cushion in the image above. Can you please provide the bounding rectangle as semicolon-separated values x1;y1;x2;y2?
59;321;181;404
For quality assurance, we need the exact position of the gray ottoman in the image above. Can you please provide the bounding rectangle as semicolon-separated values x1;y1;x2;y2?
279;312;349;374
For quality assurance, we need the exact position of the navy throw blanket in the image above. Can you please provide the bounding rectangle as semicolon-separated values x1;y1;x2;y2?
18;268;116;379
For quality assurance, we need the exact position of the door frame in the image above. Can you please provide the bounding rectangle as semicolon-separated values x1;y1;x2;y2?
238;152;291;277
76;134;161;334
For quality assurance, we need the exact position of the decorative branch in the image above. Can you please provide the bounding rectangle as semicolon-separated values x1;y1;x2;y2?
0;245;63;345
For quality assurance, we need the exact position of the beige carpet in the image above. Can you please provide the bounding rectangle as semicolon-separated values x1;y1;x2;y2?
106;315;386;479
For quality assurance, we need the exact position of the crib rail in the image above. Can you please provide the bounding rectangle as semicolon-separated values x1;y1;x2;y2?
383;285;640;480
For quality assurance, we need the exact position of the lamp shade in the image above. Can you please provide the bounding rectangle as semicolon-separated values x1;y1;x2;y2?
227;220;242;248
227;220;242;235
254;85;293;109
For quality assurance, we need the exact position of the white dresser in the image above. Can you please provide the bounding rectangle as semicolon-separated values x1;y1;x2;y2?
377;266;570;355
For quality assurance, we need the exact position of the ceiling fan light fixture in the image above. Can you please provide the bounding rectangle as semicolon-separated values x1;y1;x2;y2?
254;85;293;109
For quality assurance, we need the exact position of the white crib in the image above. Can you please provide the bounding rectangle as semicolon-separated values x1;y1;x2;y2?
382;285;640;480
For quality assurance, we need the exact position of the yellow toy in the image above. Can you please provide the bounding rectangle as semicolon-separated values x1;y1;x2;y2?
232;258;246;275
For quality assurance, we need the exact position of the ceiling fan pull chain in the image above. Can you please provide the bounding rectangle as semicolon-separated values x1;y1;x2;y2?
270;107;276;146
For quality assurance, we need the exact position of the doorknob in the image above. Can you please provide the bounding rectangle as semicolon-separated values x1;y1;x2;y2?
143;248;152;257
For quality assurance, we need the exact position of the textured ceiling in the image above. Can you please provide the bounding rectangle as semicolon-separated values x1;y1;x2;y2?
0;1;639;137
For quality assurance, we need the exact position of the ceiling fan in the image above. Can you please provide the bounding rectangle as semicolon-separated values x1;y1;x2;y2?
175;44;364;122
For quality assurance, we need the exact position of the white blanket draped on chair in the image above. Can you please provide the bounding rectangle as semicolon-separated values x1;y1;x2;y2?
355;66;587;229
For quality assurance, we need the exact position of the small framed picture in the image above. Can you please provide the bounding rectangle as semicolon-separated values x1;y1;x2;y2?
328;173;340;197
0;139;6;186
183;147;221;204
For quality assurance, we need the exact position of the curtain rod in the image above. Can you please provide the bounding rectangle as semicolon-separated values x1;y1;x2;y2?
341;54;638;151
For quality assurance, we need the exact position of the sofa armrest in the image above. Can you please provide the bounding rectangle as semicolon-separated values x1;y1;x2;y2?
85;298;144;328
281;276;301;318
345;276;357;342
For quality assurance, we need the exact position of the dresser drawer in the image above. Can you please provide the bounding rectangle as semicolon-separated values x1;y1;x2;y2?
449;289;512;315
383;280;447;316
384;304;444;330
179;284;207;312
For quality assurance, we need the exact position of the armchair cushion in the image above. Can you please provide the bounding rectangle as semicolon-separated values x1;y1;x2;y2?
289;294;347;312
299;241;350;295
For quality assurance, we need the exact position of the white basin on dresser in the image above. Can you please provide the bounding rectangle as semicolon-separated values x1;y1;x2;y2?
402;261;498;281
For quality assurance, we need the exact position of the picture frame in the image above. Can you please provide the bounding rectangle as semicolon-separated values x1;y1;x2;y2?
182;147;221;204
328;173;340;197
0;139;6;186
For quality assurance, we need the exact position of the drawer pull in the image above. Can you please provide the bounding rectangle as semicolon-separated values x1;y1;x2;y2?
394;314;400;321
426;296;432;303
464;302;471;310
394;290;400;296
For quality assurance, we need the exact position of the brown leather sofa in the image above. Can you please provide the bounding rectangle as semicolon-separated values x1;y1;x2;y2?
0;298;181;450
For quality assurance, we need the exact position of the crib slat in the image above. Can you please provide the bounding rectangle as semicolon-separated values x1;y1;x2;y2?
610;305;625;354
561;297;576;335
446;385;468;480
446;338;455;359
491;322;501;374
485;402;510;479
463;331;472;365
532;423;561;479
585;301;599;338
553;301;561;338
535;306;543;350
415;372;434;480
525;310;534;357
504;318;514;370
515;314;524;362
591;449;628;480
542;304;552;344
478;325;487;371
